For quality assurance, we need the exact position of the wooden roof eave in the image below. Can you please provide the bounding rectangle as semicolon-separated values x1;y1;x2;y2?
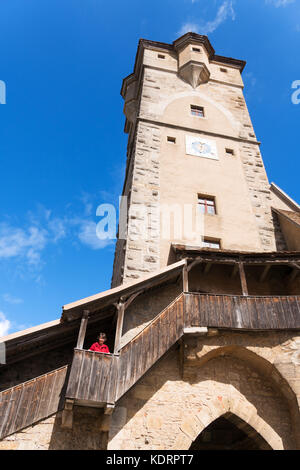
172;244;300;266
61;260;186;323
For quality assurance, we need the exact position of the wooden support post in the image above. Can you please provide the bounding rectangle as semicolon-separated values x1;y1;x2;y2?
238;262;248;296
104;403;115;415
203;262;212;275
260;265;271;283
231;264;239;279
76;310;89;349
287;268;300;283
182;262;189;292
61;399;74;429
114;302;125;354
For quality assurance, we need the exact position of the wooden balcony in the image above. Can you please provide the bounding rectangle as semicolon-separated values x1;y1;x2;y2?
185;293;300;330
64;293;300;413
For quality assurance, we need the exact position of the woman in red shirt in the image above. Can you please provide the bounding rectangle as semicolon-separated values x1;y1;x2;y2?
89;332;110;354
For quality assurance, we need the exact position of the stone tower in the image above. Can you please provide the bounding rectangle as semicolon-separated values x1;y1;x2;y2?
1;32;300;452
111;32;293;288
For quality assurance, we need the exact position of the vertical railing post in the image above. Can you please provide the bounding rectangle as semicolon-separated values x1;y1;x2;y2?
238;262;248;296
114;301;125;354
183;261;189;293
76;309;89;349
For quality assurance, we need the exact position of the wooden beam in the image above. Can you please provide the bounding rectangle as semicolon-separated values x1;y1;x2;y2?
76;310;89;349
61;399;74;429
239;262;248;296
123;290;142;310
260;265;271;282
114;302;125;354
104;403;115;415
287;268;300;283
187;257;203;272
231;264;239;279
203;262;213;274
182;263;189;292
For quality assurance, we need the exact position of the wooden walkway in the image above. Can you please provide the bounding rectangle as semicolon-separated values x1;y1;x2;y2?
1;292;300;440
65;293;300;406
0;365;68;440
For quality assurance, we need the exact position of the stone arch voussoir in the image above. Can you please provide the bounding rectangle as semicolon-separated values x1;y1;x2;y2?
173;397;284;450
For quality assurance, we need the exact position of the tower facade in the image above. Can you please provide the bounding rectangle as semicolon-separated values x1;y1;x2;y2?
112;33;291;287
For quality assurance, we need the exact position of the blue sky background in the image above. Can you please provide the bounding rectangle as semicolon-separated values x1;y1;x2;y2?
0;0;299;335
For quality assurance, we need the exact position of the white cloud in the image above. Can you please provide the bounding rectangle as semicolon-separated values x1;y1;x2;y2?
3;293;23;304
0;223;47;265
178;1;235;36
78;221;114;250
0;312;11;337
265;0;295;6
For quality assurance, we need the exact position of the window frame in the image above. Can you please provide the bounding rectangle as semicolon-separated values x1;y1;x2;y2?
190;105;205;118
197;195;217;216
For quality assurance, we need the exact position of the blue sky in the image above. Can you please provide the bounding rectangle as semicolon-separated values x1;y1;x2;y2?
0;0;299;336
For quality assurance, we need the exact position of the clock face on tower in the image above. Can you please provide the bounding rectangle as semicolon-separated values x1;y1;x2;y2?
186;135;218;160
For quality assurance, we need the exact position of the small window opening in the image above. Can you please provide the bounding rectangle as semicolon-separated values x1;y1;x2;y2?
192;47;201;52
167;136;176;144
191;105;205;117
158;54;165;59
198;196;216;215
202;238;221;249
225;148;235;156
220;67;228;73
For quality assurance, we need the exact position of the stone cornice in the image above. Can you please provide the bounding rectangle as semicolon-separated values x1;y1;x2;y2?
121;33;246;97
137;117;261;146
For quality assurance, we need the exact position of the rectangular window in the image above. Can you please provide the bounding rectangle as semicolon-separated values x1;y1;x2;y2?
202;238;221;249
191;105;205;117
198;196;216;215
220;67;228;73
192;47;201;52
158;54;165;59
167;136;176;144
225;148;235;156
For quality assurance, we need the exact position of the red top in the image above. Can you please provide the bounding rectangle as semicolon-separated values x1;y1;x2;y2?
89;342;110;354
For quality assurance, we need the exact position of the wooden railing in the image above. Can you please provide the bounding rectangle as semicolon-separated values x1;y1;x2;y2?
65;294;185;405
64;293;300;407
185;293;300;330
0;365;68;440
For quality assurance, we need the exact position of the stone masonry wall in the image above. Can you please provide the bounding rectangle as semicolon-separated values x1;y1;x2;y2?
122;120;161;284
0;407;108;450
108;331;300;450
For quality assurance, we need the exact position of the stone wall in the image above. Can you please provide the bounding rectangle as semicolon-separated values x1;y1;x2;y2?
0;407;107;450
108;330;300;450
121;120;162;284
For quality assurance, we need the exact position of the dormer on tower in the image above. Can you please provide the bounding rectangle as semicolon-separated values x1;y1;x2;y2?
174;34;210;88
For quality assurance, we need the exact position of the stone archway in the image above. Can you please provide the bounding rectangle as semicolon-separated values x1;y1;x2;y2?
173;395;284;450
190;413;272;450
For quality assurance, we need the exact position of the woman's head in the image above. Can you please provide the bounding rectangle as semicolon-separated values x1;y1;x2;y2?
98;332;107;344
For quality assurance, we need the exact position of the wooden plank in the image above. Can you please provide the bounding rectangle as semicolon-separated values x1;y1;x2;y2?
28;375;45;425
114;302;125;354
0;389;13;438
65;350;82;398
239;262;248;296
1;386;22;438
286;296;299;329
86;352;98;402
50;367;68;412
76;310;89;349
77;351;93;401
15;380;36;431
